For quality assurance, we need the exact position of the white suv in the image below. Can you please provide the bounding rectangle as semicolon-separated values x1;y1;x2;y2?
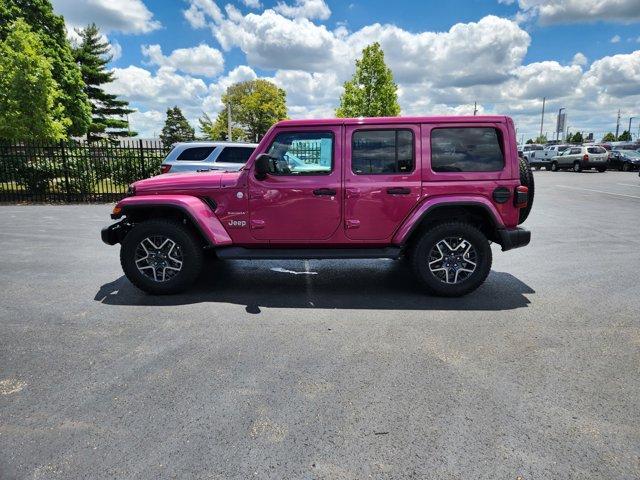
160;142;258;174
549;145;609;172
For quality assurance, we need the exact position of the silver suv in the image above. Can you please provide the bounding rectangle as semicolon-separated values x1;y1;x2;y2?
549;145;608;172
160;142;258;174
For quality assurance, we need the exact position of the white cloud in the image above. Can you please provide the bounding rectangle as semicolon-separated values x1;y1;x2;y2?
572;52;588;66
581;50;640;98
513;0;640;24
182;0;224;28
142;44;225;77
52;0;160;34
274;0;332;20
611;34;621;43
242;0;263;8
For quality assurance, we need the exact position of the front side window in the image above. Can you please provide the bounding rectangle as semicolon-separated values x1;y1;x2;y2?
352;130;414;174
176;147;215;161
570;148;581;154
266;132;333;175
216;147;254;164
431;127;504;172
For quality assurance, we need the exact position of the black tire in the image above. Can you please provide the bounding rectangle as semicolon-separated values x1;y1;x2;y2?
550;161;559;172
622;162;630;172
411;222;492;297
573;161;582;172
535;166;541;170
518;157;534;224
545;165;552;171
597;167;607;173
120;219;203;295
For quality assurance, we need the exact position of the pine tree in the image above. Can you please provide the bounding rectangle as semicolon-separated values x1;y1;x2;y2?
74;24;135;141
336;42;401;118
0;19;69;140
0;0;91;136
160;107;195;147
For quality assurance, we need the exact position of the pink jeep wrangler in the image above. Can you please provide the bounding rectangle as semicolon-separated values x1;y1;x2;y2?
102;116;533;297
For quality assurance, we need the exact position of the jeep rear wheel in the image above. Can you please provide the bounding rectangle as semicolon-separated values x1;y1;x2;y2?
411;222;492;297
120;219;203;295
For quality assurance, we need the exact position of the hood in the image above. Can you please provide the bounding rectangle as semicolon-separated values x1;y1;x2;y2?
133;170;243;194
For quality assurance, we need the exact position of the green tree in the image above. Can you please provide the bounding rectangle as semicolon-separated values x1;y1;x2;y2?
160;106;195;147
618;130;632;142
525;138;534;144
336;42;400;118
535;134;547;144
602;132;616;142
0;0;91;136
212;79;287;141
74;24;135;141
0;19;69;140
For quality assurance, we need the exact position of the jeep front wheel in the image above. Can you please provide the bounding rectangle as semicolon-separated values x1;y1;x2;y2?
411;222;492;297
120;219;203;295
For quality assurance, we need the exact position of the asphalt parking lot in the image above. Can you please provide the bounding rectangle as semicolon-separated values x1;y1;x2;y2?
1;171;639;479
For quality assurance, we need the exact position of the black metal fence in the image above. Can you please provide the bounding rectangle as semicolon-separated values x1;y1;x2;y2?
0;139;169;203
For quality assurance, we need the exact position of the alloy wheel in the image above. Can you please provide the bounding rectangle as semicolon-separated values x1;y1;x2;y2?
428;237;478;284
134;236;184;282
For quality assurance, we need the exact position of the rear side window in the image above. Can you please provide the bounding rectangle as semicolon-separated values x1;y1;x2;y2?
558;146;569;152
431;127;504;172
176;147;215;161
216;147;254;164
352;130;414;174
587;147;606;154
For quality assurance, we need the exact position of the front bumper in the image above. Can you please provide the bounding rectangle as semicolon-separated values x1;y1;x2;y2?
496;227;531;252
101;220;130;245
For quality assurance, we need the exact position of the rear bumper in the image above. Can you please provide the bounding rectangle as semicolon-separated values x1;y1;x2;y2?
101;221;130;246
496;227;531;252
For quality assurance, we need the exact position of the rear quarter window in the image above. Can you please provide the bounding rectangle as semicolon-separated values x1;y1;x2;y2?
216;147;254;164
431;127;504;172
176;147;216;161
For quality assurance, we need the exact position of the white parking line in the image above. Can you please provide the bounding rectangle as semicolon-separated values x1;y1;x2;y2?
555;184;640;200
617;183;640;188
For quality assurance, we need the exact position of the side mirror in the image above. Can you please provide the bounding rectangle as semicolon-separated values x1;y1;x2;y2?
254;153;272;180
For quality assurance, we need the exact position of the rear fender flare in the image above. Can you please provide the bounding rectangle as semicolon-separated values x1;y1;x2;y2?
114;195;232;246
393;196;504;245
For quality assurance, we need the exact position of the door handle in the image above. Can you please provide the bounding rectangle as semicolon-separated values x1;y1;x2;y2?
386;187;411;195
313;188;336;196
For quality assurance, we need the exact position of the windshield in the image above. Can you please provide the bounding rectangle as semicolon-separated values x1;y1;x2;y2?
622;150;640;158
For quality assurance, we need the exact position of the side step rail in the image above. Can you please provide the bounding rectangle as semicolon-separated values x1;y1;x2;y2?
215;246;402;260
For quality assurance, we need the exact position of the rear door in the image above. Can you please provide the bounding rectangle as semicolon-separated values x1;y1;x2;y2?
343;124;421;240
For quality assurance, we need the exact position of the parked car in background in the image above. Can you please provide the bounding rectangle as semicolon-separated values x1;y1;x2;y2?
609;150;640;171
530;144;569;170
549;145;608;172
160;142;258;174
521;144;544;163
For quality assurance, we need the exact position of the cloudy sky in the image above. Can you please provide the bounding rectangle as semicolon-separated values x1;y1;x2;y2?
51;0;640;140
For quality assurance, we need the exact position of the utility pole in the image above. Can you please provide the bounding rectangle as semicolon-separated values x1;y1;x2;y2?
539;96;546;140
615;109;621;140
227;103;232;142
473;101;478;116
628;117;635;138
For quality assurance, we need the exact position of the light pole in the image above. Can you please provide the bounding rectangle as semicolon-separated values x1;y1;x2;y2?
556;107;565;141
628;117;635;140
539;96;546;140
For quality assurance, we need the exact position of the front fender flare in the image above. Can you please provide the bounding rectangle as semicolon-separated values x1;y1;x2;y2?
113;195;232;246
392;196;504;245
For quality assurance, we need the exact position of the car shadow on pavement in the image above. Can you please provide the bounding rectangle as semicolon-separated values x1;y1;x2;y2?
95;259;534;312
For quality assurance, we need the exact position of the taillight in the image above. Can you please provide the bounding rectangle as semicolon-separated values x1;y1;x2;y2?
515;186;528;208
583;154;589;162
160;164;172;174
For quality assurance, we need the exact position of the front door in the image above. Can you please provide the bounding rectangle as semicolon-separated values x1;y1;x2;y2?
249;127;342;241
344;124;421;240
